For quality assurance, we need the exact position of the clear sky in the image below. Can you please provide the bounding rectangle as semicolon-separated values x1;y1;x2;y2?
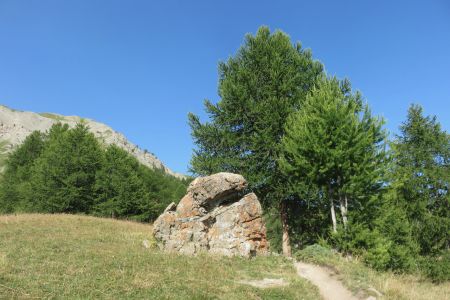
1;0;449;174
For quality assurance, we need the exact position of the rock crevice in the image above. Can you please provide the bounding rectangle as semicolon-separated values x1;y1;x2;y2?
152;172;269;257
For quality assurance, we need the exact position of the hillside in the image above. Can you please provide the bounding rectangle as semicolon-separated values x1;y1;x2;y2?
0;105;184;178
0;214;319;299
1;214;448;299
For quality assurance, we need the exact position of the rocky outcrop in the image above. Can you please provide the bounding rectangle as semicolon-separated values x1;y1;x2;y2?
153;172;269;257
0;105;185;178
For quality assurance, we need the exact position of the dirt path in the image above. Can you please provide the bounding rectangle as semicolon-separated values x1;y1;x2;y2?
295;261;359;300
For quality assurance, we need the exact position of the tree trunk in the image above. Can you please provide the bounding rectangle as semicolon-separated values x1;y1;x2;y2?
339;194;348;230
328;185;337;233
280;200;292;257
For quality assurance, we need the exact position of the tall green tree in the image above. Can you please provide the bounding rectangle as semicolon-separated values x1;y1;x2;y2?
0;131;45;212
189;26;323;255
31;123;103;213
279;78;386;233
391;104;449;255
94;145;148;219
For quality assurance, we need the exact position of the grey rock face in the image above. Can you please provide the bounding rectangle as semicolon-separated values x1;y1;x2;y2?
187;172;247;209
0;105;185;178
153;172;269;257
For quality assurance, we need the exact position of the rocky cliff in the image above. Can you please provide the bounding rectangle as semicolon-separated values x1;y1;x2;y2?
0;105;185;179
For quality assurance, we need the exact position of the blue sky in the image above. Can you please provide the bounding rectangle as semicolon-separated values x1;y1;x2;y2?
1;1;449;174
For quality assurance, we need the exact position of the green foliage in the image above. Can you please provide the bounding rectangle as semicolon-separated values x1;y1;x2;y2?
189;26;322;198
279;77;387;233
189;26;323;248
93;145;187;222
94;145;148;219
39;112;66;121
138;165;188;221
327;105;449;278
375;104;450;280
0;131;45;212
280;77;386;192
419;251;450;283
363;236;392;271
263;206;283;251
328;197;419;272
0;123;188;221
0;140;9;170
286;194;330;249
390;104;449;256
264;192;330;252
332;224;416;272
31;123;103;213
296;244;335;265
373;201;419;271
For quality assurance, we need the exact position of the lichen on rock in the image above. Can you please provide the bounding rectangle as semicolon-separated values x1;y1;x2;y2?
152;172;269;257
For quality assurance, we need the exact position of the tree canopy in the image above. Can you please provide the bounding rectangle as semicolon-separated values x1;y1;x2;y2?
279;78;387;232
390;105;449;255
189;26;323;254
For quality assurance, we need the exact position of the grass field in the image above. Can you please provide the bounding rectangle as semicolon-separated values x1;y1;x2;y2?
0;214;319;299
1;214;448;299
296;244;450;300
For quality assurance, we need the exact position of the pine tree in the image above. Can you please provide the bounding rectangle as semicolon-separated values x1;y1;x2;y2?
31;123;103;213
0;131;45;212
94;145;149;219
138;166;188;221
391;104;449;255
189;26;323;255
279;78;386;233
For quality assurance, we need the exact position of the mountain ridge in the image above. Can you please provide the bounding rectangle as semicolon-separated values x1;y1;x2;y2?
0;104;185;179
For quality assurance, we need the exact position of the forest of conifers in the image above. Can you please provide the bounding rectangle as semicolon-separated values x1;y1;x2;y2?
0;123;189;222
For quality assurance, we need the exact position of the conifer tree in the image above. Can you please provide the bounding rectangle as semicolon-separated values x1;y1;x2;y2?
0;131;45;212
279;78;386;233
94;145;148;219
189;26;323;255
31;123;103;213
138;166;188;221
391;104;449;255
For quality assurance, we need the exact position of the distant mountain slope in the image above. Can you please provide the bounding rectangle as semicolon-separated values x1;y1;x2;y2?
0;105;185;179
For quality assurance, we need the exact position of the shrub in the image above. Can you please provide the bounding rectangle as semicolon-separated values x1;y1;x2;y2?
420;251;450;283
363;235;391;271
296;244;336;265
330;218;418;272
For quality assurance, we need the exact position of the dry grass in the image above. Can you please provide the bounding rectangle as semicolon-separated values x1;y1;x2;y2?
0;214;320;299
0;140;9;170
296;245;450;300
38;113;66;121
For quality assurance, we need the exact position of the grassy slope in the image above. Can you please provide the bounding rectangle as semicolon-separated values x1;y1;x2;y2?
0;140;8;170
296;245;450;300
38;112;66;121
0;214;319;299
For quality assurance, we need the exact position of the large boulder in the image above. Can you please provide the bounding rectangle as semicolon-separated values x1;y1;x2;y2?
152;172;269;257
